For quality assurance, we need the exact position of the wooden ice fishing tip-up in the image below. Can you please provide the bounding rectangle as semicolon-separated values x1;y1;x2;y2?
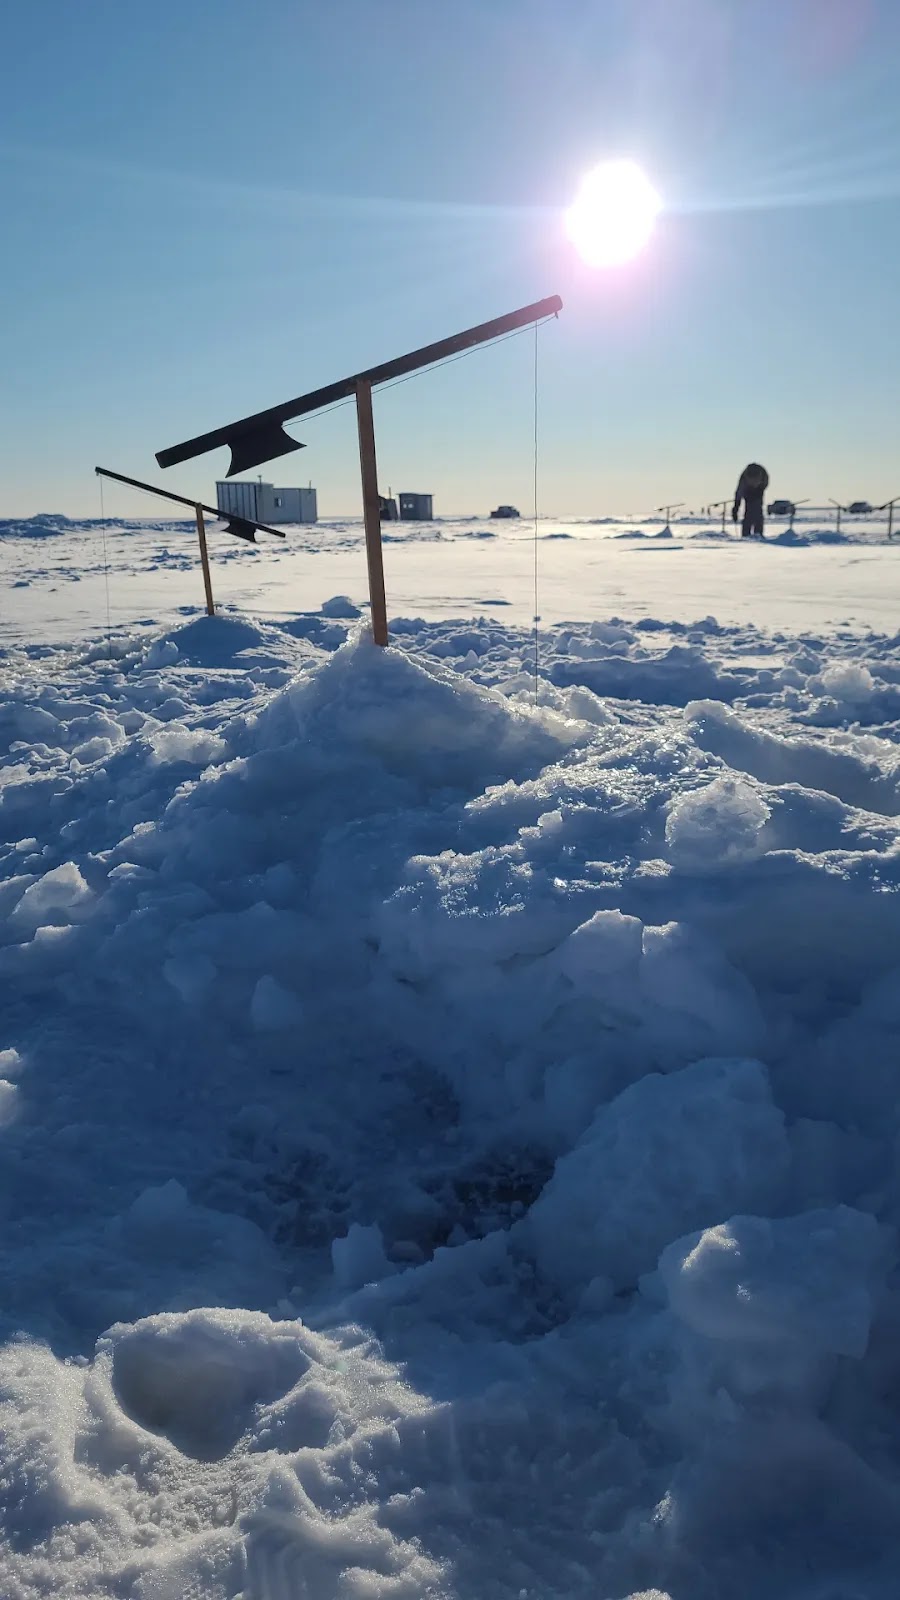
155;295;563;645
94;465;286;618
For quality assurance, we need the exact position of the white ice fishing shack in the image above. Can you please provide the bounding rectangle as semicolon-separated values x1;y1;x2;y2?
216;481;318;525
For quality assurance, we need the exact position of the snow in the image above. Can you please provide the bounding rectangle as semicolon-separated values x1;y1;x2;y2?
2;511;900;1596
530;1057;790;1297
659;1207;886;1359
665;774;772;868
3;510;900;646
331;1222;394;1291
250;974;305;1032
9;860;92;931
320;593;363;619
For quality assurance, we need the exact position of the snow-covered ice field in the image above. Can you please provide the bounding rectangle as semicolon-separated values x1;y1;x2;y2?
3;511;900;1599
2;511;899;645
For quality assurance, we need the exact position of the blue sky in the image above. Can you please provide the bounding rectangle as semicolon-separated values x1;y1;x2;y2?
3;0;900;518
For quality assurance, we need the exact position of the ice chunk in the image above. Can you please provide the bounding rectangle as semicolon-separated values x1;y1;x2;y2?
659;1207;886;1359
816;661;875;702
163;952;217;1003
555;909;644;992
0;1078;18;1127
250;975;304;1031
143;638;179;668
0;1047;23;1079
666;775;770;869
658;1414;899;1573
321;594;361;618
639;922;765;1060
9;861;92;931
72;735;116;765
118;1182;283;1309
0;763;31;790
530;1058;789;1295
332;1222;393;1290
149;726;227;765
127;1178;191;1230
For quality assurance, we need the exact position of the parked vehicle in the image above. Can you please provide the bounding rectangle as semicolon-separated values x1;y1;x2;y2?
490;504;521;519
768;499;796;516
848;501;873;515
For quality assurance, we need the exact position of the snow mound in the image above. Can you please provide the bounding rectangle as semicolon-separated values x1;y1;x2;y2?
5;598;900;1597
660;1207;887;1358
0;514;77;538
321;593;362;618
247;629;588;792
106;1307;312;1461
0;1309;443;1599
815;661;876;703
530;1058;790;1296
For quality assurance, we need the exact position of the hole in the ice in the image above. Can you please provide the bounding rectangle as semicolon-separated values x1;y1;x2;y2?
423;1145;554;1250
268;1146;354;1247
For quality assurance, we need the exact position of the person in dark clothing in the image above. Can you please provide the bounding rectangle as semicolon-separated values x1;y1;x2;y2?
733;462;769;538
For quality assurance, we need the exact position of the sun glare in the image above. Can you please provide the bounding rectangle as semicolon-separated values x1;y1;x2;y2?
565;160;661;268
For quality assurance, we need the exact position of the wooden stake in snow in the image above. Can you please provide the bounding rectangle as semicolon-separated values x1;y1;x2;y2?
656;502;684;536
355;381;388;647
93;466;286;621
878;494;900;540
195;504;215;616
707;498;730;537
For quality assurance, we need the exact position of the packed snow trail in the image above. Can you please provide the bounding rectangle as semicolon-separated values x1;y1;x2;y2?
2;599;900;1598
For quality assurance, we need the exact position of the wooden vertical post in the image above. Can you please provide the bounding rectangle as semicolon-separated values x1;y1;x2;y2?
356;378;388;646
195;504;215;616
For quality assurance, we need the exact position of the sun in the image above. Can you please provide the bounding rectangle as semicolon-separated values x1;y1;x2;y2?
565;160;661;268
